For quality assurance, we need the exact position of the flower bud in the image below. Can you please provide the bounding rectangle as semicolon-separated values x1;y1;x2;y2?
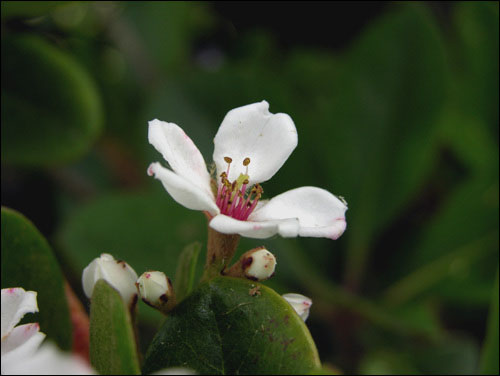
136;271;176;314
224;247;276;281
82;253;138;306
282;293;312;322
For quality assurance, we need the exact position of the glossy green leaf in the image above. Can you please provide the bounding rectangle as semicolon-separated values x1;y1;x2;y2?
1;35;102;166
174;242;202;302
143;277;321;375
480;269;499;375
89;279;140;375
1;207;72;350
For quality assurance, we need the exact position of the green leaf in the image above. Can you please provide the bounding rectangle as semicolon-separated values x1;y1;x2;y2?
324;5;447;286
89;279;140;375
0;1;71;19
454;1;499;137
1;207;72;350
480;269;499;375
174;242;202;302
1;35;102;166
143;277;321;375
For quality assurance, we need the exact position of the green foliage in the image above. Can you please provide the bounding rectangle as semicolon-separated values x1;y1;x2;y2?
143;277;321;375
89;280;140;375
1;207;72;350
58;190;206;285
174;242;202;302
480;269;499;375
2;2;498;374
325;5;447;285
1;35;102;166
0;1;70;19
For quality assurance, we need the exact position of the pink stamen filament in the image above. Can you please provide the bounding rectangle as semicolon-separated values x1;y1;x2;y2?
215;158;262;220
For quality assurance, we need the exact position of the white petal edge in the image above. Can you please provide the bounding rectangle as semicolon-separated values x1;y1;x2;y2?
209;214;299;239
282;293;312;322
148;162;220;215
148;119;212;197
1;288;38;339
249;186;348;240
1;325;46;371
2;342;96;375
213;101;298;186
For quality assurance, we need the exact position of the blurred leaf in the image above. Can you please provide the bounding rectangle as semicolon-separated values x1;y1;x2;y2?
1;207;72;350
57;189;206;324
359;334;479;375
1;35;102;166
174;241;202;302
454;1;499;137
385;175;499;306
359;349;417;375
319;5;447;286
123;1;212;74
90;280;140;375
142;276;321;375
415;335;479;375
0;1;70;19
480;269;499;375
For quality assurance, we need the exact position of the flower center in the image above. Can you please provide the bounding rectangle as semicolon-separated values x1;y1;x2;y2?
215;156;262;221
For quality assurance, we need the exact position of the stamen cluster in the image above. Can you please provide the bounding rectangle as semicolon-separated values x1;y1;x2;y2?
215;157;263;220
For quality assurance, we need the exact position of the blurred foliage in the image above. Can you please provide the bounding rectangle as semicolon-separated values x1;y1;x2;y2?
1;1;498;374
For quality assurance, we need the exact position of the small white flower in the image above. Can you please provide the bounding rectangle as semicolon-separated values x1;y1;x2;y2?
82;253;138;306
1;287;95;375
148;101;347;240
282;293;312;322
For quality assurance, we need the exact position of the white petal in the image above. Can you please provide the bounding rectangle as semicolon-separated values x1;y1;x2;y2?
152;367;197;375
82;253;138;305
282;293;312;322
148;119;212;196
1;288;38;339
148;162;219;214
1;323;45;358
249;187;348;240
209;214;299;239
2;342;96;375
213;101;298;185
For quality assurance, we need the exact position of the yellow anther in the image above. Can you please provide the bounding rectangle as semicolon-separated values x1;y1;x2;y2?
243;157;251;166
224;156;232;164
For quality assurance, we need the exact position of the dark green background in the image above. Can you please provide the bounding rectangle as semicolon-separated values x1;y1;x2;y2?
1;2;498;374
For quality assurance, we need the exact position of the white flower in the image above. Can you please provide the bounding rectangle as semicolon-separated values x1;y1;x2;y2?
148;101;348;239
1;287;95;375
82;253;138;306
282;293;312;322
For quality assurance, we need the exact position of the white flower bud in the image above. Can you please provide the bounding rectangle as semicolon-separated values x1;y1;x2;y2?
282;293;312;322
242;248;276;281
82;253;138;306
224;247;277;281
136;271;175;313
